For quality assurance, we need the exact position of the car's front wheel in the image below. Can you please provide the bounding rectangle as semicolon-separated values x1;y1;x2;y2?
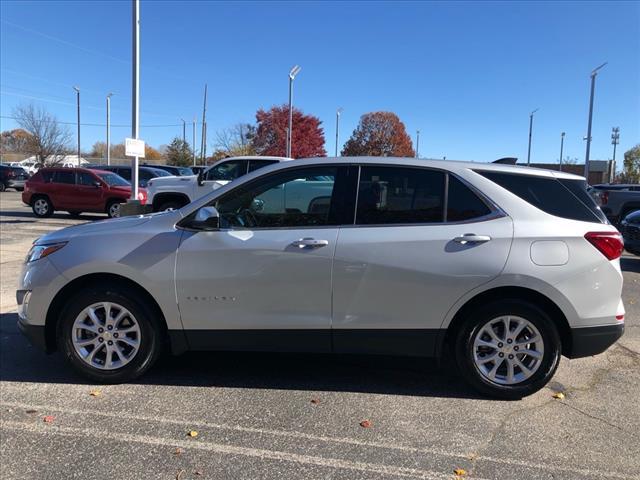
106;200;122;218
57;284;163;383
455;300;561;399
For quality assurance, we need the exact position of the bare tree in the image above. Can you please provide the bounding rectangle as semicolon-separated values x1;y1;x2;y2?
12;104;72;165
215;123;257;157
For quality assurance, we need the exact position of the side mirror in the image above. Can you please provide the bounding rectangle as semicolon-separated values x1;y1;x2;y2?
190;206;219;230
94;181;102;188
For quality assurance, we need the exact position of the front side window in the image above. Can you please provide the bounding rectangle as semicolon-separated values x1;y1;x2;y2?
53;170;75;184
356;166;445;225
215;166;338;229
206;160;248;181
78;172;97;186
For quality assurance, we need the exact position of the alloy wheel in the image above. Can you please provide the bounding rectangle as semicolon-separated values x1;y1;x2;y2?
109;203;121;218
34;198;49;216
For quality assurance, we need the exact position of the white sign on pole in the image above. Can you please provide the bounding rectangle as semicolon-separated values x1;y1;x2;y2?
125;138;145;158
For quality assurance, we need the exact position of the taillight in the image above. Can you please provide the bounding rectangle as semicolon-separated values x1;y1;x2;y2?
584;231;624;260
138;190;147;205
599;191;609;205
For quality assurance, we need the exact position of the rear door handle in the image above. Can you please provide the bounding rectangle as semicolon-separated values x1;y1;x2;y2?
291;238;329;248
453;234;491;244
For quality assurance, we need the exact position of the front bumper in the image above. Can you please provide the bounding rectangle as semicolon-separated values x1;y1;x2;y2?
17;316;49;352
567;323;624;358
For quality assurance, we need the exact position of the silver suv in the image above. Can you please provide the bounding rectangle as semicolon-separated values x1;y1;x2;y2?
17;157;625;398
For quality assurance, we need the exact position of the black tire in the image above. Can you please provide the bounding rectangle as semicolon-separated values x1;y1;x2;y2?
454;299;561;400
68;211;83;217
57;283;163;383
106;200;123;218
0;182;5;192
156;201;183;212
15;187;24;192
31;195;54;218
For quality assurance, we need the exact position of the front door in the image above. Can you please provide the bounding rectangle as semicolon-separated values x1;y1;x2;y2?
332;166;513;356
175;165;348;352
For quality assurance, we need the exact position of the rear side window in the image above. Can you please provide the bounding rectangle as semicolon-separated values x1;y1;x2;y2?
356;166;444;224
447;176;491;221
477;171;606;224
206;160;248;181
53;171;75;184
248;160;278;173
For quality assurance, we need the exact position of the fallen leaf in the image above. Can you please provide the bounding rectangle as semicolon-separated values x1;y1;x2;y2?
43;415;55;423
176;470;185;480
552;392;565;400
25;409;37;414
454;468;467;477
174;447;184;455
310;399;320;404
187;430;198;438
89;389;102;397
359;420;372;428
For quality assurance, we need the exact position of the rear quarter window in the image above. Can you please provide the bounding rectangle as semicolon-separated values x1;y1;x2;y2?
476;171;606;224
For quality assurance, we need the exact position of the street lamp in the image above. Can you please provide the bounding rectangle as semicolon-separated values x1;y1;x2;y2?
526;108;539;166
583;62;607;179
181;118;186;144
73;86;80;162
335;107;343;157
286;65;301;158
106;93;113;165
559;132;565;172
416;130;420;158
192;117;197;166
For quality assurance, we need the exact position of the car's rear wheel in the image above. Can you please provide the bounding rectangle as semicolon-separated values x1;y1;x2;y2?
32;196;53;218
57;285;162;383
455;299;561;399
15;187;24;192
0;183;5;192
106;200;122;218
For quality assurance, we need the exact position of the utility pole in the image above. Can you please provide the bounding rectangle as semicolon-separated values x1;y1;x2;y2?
287;65;301;158
73;86;80;162
106;93;113;165
611;126;620;163
200;84;207;165
584;62;607;179
416;130;420;158
192;117;196;166
559;132;565;172
527;108;539;166
335;108;342;157
181;118;186;144
130;0;140;201
203;121;207;164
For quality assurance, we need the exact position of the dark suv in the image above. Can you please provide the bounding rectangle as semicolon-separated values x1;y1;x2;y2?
0;165;29;191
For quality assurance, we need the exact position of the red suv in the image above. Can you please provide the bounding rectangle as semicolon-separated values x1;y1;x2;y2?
22;167;147;218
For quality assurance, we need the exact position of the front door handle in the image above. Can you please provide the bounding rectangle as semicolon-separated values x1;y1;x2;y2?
290;238;329;248
453;234;491;244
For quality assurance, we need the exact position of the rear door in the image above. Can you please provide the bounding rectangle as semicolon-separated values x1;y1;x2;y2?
50;169;77;209
332;166;513;356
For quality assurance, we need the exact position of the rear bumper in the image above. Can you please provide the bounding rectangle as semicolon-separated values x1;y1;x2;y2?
567;323;624;358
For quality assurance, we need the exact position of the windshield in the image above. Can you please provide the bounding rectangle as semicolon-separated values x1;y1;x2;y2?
178;167;194;175
152;169;172;177
98;172;130;187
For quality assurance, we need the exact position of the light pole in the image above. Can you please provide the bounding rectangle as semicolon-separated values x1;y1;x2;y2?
526;108;539;166
584;62;607;179
73;86;80;162
559;132;565;171
106;93;113;165
192;117;196;166
416;130;420;158
130;0;140;201
335;107;343;157
181;118;186;144
286;65;301;158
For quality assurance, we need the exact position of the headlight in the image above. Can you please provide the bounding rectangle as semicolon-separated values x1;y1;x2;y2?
26;242;67;263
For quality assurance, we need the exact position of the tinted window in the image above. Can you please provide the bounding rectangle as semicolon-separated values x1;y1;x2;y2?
447;175;491;221
78;172;97;186
478;171;606;224
178;167;193;175
97;172;129;187
116;168;131;180
248;160;278;173
206;160;248;181
39;171;53;182
139;169;155;181
356;166;444;225
215;166;337;228
53;171;75;184
558;179;607;223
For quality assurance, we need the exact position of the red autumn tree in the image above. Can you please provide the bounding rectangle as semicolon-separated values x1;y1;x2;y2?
253;105;326;159
341;111;415;157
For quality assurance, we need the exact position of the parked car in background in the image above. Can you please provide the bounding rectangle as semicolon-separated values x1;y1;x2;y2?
17;157;624;399
190;166;207;175
589;184;640;225
620;209;640;256
143;164;193;176
10;160;42;175
22;167;146;218
86;165;171;188
0;165;29;192
146;156;290;211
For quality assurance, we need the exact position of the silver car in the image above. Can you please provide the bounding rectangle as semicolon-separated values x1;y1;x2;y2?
17;157;625;398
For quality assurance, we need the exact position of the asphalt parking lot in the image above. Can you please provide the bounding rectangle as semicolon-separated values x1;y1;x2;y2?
1;190;639;480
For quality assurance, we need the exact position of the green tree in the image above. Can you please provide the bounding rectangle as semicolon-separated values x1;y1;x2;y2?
165;137;193;166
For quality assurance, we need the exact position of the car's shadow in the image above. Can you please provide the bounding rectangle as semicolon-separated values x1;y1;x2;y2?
0;210;105;221
0;312;480;400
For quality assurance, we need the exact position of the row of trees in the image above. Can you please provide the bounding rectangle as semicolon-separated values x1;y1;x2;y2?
2;102;638;182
